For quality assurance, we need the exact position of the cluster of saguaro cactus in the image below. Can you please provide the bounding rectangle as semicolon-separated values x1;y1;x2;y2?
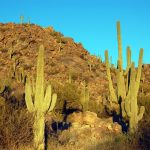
80;81;89;111
25;45;57;150
105;21;145;133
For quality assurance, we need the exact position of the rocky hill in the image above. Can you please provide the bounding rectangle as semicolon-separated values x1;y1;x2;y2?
0;22;150;114
0;22;150;150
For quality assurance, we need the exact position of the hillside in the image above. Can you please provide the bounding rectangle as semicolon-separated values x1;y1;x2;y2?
0;23;110;112
0;22;150;150
0;23;150;99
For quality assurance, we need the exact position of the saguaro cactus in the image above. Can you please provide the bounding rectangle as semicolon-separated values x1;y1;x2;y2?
25;45;57;150
80;81;89;111
20;15;24;24
105;21;145;133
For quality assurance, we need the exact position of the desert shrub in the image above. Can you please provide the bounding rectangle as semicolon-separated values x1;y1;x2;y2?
88;100;107;118
0;104;34;149
50;81;82;114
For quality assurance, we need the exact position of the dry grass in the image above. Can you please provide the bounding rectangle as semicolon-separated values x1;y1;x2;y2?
45;132;145;150
0;104;34;150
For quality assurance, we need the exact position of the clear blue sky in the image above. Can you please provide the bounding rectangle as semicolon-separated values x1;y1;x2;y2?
0;0;150;66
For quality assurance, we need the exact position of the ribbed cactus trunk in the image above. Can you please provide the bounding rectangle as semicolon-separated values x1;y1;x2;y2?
129;64;138;133
34;112;45;149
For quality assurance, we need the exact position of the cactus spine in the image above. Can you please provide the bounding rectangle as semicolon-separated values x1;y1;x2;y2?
25;45;57;150
105;21;145;133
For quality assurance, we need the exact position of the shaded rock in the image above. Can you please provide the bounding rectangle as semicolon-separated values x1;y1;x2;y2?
59;111;122;149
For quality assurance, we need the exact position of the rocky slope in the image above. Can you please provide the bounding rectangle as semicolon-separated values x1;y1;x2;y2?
0;22;150;113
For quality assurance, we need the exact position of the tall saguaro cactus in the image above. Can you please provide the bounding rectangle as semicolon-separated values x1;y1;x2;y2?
105;21;145;133
25;45;57;150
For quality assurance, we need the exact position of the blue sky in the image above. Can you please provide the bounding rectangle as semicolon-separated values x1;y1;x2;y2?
0;0;150;66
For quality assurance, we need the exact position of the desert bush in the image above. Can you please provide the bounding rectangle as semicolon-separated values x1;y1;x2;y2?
88;100;107;118
0;104;34;149
50;81;81;115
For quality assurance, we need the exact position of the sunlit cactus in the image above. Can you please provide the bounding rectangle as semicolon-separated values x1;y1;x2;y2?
105;21;145;133
25;45;57;150
80;81;89;111
105;50;117;104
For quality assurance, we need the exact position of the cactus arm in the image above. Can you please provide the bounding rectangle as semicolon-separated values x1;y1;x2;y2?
31;75;36;95
48;93;57;112
124;46;131;76
117;21;123;71
127;46;131;67
42;85;52;112
135;48;143;96
121;102;127;117
105;50;117;103
124;97;131;117
116;68;126;101
25;81;34;112
35;45;44;109
138;106;145;121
